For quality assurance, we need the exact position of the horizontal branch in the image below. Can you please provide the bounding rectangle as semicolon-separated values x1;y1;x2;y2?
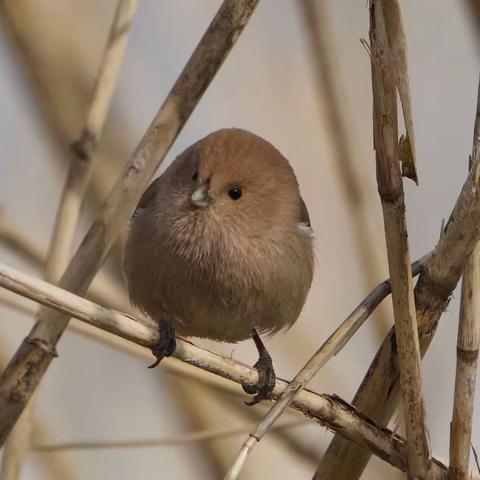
0;261;447;478
34;419;308;452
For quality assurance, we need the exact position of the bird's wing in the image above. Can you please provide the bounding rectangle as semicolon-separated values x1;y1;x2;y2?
298;195;313;236
133;177;161;217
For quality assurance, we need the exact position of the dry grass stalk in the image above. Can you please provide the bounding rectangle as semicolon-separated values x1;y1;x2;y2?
0;261;449;477
369;1;431;477
224;254;429;479
314;79;480;480
448;76;480;480
45;0;138;284
0;3;138;476
0;0;260;446
33;419;309;452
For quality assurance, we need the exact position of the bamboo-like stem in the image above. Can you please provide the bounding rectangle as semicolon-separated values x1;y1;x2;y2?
369;1;431;477
298;0;390;339
314;78;480;480
0;4;138;477
0;0;259;446
45;0;138;283
448;76;480;480
0;261;448;477
224;255;428;479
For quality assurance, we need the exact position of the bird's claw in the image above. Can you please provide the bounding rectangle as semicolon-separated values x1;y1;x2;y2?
148;319;176;368
242;356;276;406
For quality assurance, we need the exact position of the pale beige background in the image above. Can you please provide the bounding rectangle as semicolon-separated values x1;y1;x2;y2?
0;1;478;478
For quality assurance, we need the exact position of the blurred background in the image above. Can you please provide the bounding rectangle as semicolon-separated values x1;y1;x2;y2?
0;0;478;478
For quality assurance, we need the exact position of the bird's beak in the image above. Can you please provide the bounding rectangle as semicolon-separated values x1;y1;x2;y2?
190;182;210;208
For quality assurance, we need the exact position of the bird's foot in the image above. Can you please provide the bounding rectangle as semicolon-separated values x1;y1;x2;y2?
242;353;276;406
148;318;176;368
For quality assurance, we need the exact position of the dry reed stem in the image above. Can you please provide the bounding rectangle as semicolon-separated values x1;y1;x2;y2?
0;261;448;477
0;0;259;446
45;0;138;283
0;4;138;478
298;0;391;341
225;254;429;480
369;1;431;477
382;0;417;181
314;85;480;480
1;289;318;468
448;75;480;480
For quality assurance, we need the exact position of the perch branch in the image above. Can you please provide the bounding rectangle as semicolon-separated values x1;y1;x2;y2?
224;254;429;479
369;1;430;477
448;74;480;480
0;0;260;446
314;81;480;480
0;260;448;478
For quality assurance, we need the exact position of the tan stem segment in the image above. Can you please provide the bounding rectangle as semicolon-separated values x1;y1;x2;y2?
0;260;448;478
0;0;260;446
0;3;139;478
448;75;480;480
314;44;480;480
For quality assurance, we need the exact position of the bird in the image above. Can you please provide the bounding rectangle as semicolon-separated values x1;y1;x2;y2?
124;128;314;404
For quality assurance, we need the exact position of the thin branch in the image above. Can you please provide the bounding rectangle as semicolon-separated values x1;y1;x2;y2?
369;1;431;477
314;91;480;480
448;74;480;480
0;0;260;446
0;260;448;478
224;254;429;479
34;419;309;452
298;0;390;340
45;0;138;284
1;287;318;468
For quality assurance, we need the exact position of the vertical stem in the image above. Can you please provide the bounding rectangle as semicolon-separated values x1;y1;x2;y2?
369;1;430;477
448;75;480;480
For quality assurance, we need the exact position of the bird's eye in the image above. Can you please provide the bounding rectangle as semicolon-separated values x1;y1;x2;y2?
192;170;198;181
228;187;242;200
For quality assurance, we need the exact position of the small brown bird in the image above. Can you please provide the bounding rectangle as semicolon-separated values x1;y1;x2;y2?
124;129;314;404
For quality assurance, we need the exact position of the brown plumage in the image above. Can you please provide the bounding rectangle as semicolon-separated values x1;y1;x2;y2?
124;128;314;403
